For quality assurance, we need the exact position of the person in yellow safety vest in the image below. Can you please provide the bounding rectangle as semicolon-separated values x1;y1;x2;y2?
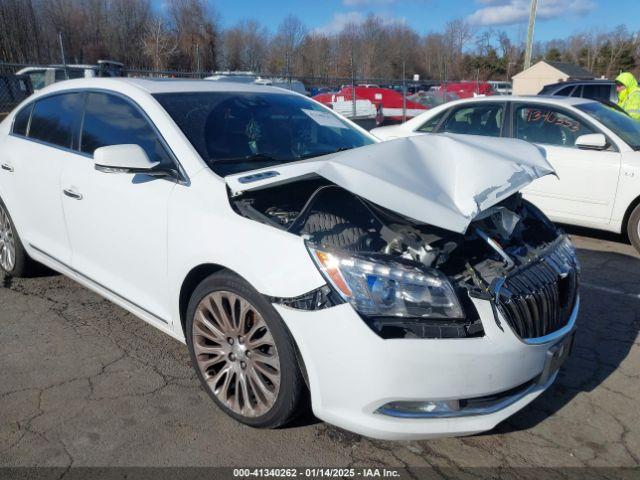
616;72;640;120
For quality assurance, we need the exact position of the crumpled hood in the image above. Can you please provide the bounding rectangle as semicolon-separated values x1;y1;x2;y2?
226;134;555;234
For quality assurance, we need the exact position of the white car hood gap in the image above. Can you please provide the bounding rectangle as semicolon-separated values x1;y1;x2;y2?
226;134;555;234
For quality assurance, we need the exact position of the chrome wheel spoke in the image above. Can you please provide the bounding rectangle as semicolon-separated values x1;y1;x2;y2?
247;367;278;404
210;294;234;332
246;330;274;349
251;350;280;370
193;290;280;418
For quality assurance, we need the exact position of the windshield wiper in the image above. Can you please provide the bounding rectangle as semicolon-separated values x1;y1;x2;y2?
297;146;353;161
210;153;280;164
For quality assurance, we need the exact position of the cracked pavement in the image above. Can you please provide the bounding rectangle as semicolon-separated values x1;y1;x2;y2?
0;231;639;469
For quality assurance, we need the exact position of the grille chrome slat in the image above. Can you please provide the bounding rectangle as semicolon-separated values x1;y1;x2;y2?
494;239;579;340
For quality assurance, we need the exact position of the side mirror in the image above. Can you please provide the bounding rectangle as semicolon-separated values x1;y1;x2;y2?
94;144;171;177
575;133;608;151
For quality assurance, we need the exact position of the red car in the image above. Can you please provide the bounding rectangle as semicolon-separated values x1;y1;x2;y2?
441;81;494;99
313;85;428;123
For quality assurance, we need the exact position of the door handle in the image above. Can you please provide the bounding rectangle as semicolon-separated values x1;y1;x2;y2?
1;163;14;172
63;187;83;200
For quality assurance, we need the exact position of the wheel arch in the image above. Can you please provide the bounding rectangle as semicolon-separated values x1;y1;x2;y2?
178;262;310;390
622;194;640;238
178;263;227;338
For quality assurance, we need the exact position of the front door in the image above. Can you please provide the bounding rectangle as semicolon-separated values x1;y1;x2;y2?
60;91;177;323
513;103;621;224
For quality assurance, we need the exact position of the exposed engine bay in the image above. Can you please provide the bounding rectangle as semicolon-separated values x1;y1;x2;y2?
230;175;562;339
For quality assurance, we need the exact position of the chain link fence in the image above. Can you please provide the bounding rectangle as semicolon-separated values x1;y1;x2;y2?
0;61;463;127
0;68;33;121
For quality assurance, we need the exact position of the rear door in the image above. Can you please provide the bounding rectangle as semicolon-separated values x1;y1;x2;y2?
513;102;621;223
60;91;177;323
0;93;83;265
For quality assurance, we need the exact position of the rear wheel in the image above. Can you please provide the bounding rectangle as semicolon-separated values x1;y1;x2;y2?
627;204;640;253
0;199;33;277
186;271;306;428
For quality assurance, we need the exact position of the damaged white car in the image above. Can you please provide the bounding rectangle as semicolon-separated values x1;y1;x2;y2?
0;79;579;440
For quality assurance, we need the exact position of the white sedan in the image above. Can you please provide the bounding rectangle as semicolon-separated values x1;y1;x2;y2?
372;96;640;252
0;78;579;440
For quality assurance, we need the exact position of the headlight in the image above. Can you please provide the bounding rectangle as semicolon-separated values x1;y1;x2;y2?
307;244;464;319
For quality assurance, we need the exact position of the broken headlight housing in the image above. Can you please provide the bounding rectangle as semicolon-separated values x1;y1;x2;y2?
307;244;464;319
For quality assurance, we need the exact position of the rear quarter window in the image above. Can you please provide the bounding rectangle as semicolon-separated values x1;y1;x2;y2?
12;103;33;136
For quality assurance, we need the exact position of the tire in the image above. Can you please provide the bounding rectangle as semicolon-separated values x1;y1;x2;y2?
0;198;33;278
627;204;640;253
186;270;306;428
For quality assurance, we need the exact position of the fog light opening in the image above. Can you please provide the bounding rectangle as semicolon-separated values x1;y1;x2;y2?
378;399;461;417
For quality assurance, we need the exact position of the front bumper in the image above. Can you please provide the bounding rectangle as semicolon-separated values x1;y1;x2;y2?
275;296;578;441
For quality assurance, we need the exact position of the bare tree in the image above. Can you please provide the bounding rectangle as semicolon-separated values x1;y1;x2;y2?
270;14;307;77
167;0;219;71
142;16;178;71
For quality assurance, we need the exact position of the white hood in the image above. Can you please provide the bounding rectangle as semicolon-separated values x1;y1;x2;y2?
226;134;555;234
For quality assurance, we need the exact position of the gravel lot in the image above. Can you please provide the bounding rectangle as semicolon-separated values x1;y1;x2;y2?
1;229;639;471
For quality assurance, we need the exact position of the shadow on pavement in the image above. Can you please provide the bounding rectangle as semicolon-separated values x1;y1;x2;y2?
496;246;640;434
561;223;630;246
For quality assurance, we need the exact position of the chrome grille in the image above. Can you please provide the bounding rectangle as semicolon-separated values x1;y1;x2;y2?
494;239;579;340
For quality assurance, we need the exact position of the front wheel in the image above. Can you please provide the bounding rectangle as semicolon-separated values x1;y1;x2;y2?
186;271;306;428
627;204;640;253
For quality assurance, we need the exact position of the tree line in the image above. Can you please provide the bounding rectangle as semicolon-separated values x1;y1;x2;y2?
1;0;638;84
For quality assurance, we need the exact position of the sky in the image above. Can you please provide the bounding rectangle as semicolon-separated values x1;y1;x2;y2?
187;0;639;43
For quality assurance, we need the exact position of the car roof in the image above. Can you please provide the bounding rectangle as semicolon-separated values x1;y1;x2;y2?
438;94;596;106
543;79;615;88
399;94;599;129
31;77;297;96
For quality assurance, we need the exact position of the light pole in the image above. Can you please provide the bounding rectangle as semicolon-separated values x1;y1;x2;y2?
524;0;538;70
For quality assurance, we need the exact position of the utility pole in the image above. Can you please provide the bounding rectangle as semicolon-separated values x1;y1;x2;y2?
351;46;356;119
195;43;200;78
524;0;538;70
58;32;68;80
402;61;407;122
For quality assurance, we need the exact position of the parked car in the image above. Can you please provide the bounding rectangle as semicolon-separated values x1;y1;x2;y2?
314;85;427;123
0;74;32;121
371;96;640;252
254;78;309;96
488;81;512;95
408;91;460;109
16;60;125;91
441;81;494;98
538;79;617;104
0;78;579;440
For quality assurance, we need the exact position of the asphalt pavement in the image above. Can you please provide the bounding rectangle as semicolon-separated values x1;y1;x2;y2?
1;230;639;471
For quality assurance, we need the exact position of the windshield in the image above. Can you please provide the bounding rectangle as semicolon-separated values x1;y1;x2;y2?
155;91;374;176
578;102;640;150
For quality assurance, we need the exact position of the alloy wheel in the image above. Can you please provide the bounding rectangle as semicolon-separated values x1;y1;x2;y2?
192;291;281;418
0;204;15;272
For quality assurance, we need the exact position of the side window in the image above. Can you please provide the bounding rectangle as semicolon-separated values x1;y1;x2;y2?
582;85;611;101
440;104;504;137
555;86;575;96
570;85;583;97
417;111;445;133
12;103;33;136
28;93;83;148
81;92;172;166
514;104;595;148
